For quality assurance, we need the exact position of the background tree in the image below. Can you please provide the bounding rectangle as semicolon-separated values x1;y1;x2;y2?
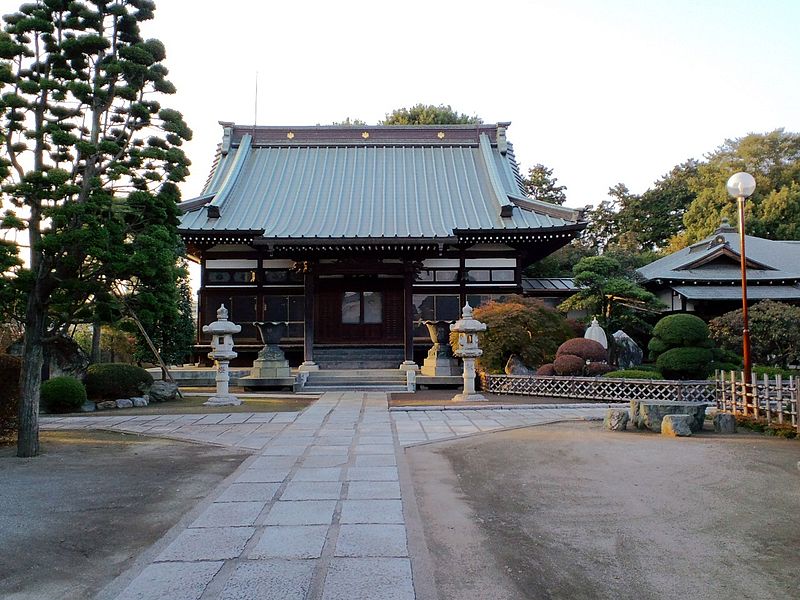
680;129;800;245
709;300;800;368
381;103;481;125
0;0;191;457
522;164;567;205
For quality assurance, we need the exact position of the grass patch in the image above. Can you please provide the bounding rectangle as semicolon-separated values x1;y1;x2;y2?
735;415;798;439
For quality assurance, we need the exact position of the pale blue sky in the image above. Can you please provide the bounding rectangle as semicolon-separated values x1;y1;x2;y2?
4;0;799;208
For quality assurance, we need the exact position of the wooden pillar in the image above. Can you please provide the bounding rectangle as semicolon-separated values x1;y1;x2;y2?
401;261;418;370
300;261;318;371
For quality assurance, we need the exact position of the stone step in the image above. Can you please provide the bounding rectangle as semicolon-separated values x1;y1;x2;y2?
306;369;405;378
314;361;403;370
301;385;408;393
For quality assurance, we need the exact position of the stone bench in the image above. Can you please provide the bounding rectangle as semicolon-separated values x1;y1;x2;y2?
630;400;707;433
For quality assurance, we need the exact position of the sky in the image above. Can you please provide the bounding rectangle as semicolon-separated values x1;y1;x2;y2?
2;0;799;208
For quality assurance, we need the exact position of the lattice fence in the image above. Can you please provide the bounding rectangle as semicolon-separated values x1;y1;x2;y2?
716;371;800;431
482;374;716;403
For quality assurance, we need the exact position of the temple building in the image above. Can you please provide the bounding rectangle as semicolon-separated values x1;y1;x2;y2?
637;219;800;320
179;122;586;369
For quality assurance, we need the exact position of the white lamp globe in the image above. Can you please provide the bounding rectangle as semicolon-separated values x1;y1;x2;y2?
726;172;756;199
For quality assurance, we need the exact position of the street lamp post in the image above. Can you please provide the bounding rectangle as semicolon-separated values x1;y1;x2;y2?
726;172;757;415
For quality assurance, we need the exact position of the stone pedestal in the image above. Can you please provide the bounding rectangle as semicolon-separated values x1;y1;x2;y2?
240;322;296;390
421;320;459;377
630;400;707;433
661;414;693;437
205;360;242;406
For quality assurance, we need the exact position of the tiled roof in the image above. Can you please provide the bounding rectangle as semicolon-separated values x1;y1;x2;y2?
672;285;800;301
637;226;800;283
179;123;583;241
522;277;578;292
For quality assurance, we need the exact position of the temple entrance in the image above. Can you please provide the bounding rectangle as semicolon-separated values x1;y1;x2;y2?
316;277;404;344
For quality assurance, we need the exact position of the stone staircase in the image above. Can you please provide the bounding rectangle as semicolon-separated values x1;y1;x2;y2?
299;368;409;392
312;346;405;370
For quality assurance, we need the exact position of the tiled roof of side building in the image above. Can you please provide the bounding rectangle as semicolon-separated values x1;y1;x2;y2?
637;223;800;282
179;123;585;240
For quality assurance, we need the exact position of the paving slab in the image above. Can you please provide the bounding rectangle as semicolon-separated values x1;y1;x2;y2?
191;501;265;528
248;524;329;559
322;557;415;600
340;499;404;524
347;480;402;500
335;524;409;558
216;482;280;502
264;500;338;525
116;561;223;600
218;560;315;600
156;527;254;561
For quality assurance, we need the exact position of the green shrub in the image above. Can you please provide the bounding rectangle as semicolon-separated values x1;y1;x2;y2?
656;347;713;380
603;369;664;380
556;338;608;362
647;337;669;359
710;362;741;374
753;365;796;379
0;354;21;443
85;363;153;400
652;314;709;348
40;376;87;414
553;354;585;375
634;364;660;372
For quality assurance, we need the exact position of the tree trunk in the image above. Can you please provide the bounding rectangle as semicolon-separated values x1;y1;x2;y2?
90;321;101;364
17;295;46;458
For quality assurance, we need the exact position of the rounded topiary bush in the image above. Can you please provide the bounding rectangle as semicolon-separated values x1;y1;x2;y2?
556;338;608;362
655;347;713;380
0;354;21;442
40;376;87;414
586;362;614;376
85;363;153;400
652;314;709;348
535;363;556;376
554;354;585;376
603;369;664;380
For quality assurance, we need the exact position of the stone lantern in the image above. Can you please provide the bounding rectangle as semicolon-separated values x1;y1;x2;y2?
450;302;487;402
202;304;242;406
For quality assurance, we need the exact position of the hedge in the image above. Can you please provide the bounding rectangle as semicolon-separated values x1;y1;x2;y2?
84;363;153;400
40;376;87;414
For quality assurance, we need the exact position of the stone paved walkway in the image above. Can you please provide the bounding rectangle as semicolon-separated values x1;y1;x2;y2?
41;393;614;599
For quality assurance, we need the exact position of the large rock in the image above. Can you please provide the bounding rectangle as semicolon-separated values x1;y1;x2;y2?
8;334;89;379
612;330;643;369
115;398;133;409
713;413;737;434
630;400;706;433
96;400;117;411
504;354;535;376
148;380;178;402
661;414;693;437
131;396;149;407
603;409;629;431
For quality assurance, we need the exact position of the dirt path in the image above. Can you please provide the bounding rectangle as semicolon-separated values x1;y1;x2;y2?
0;431;248;600
406;422;800;600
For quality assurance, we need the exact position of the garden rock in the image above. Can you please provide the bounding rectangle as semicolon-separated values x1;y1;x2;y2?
713;413;736;434
96;400;116;410
132;396;148;407
115;399;133;409
661;414;693;437
603;409;628;431
505;354;535;376
630;400;706;433
613;330;643;369
8;334;89;379
148;380;178;402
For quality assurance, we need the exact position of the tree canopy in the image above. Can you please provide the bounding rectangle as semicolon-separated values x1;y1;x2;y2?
0;0;191;456
522;164;567;205
381;103;481;125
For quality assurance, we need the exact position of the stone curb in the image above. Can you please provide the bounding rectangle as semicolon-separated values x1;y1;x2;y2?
389;403;629;412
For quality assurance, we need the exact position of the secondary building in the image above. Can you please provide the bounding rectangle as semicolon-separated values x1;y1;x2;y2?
637;219;800;320
179;122;586;368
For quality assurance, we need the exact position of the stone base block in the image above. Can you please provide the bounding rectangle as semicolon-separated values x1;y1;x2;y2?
661;414;693;437
298;361;319;372
399;361;419;372
240;377;296;391
713;412;737;433
451;392;487;402
250;359;291;379
204;394;242;406
421;357;460;377
604;409;628;431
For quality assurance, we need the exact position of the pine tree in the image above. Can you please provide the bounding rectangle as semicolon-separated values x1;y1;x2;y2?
0;0;191;457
